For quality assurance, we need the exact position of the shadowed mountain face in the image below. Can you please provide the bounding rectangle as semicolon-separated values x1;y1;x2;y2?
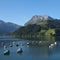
0;20;20;34
25;15;54;25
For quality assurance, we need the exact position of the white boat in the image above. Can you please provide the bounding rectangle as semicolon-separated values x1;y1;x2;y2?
54;42;57;45
39;41;42;44
10;44;13;47
51;44;54;47
4;45;7;49
17;48;23;53
27;43;30;45
4;50;10;55
12;41;15;45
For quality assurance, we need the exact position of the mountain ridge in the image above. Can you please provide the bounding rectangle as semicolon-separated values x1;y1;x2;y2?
0;20;20;34
25;15;54;25
13;15;60;39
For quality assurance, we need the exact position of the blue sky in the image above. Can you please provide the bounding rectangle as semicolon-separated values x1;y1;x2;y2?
0;0;60;25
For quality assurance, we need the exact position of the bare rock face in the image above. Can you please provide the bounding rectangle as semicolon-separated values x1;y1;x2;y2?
25;15;54;25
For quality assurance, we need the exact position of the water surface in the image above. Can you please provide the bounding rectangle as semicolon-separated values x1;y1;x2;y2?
0;36;60;60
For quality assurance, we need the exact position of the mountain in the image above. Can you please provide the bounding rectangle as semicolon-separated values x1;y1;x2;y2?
14;15;60;39
25;15;54;25
0;20;20;34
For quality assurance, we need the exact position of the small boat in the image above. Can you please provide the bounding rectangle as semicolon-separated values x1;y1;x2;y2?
49;43;54;48
4;45;7;49
10;44;13;47
17;48;23;53
39;41;42;44
16;42;20;47
49;45;51;48
4;50;10;55
16;44;19;47
54;42;57;45
49;45;53;48
51;44;54;47
49;42;57;48
12;41;15;45
27;43;30;45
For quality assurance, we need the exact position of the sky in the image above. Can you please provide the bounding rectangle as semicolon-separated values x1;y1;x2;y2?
0;0;60;25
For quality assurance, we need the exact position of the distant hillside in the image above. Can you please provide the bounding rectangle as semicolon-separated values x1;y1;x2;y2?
0;20;20;34
13;15;60;38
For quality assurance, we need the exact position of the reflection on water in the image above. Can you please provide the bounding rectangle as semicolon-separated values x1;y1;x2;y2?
0;36;60;60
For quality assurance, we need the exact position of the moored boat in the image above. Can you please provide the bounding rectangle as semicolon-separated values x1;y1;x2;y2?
4;50;10;55
27;42;30;45
17;48;23;53
10;44;13;47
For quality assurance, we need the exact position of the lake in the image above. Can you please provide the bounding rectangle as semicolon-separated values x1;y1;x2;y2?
0;36;60;60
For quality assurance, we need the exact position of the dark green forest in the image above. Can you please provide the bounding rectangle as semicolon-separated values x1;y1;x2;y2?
13;19;60;39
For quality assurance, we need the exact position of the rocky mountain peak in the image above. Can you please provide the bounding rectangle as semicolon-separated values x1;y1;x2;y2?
25;15;54;25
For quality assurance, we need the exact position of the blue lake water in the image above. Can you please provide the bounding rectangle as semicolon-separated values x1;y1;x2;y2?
0;36;60;60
